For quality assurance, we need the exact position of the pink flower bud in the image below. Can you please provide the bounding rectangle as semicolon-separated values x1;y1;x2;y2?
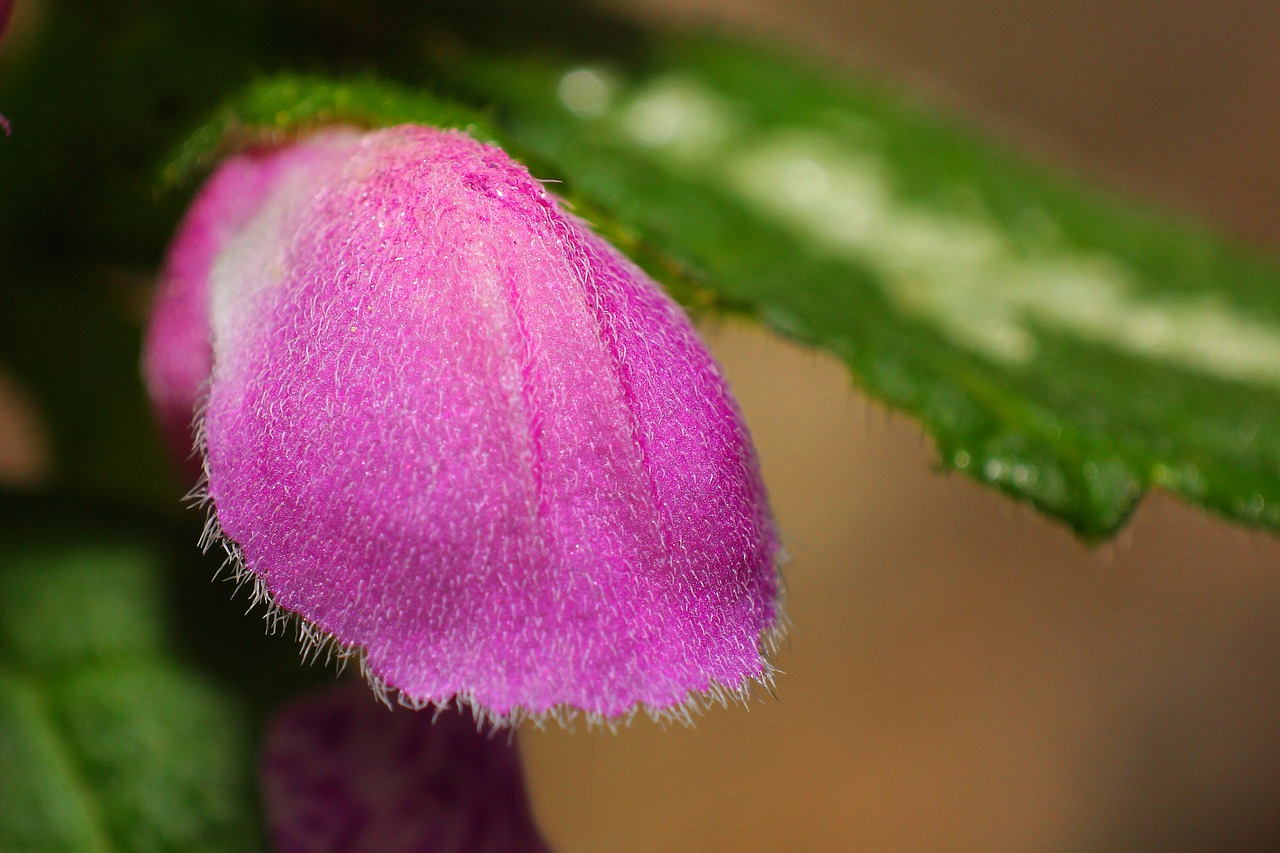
262;682;550;852
144;125;781;721
1;1;14;136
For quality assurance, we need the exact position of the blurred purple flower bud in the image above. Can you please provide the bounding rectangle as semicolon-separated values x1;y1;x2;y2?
262;682;550;853
144;125;782;721
1;1;14;135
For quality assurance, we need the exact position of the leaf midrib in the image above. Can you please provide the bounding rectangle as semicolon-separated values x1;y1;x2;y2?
0;666;118;853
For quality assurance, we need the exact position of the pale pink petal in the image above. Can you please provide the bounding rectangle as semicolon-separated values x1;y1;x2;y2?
142;133;362;468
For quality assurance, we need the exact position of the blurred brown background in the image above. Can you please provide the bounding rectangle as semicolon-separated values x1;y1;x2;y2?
518;2;1280;851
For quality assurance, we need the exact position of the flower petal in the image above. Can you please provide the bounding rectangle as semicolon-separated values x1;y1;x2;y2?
143;133;362;468
147;125;781;720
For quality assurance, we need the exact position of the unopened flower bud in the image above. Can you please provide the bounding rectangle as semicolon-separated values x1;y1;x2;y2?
262;682;551;851
144;125;781;720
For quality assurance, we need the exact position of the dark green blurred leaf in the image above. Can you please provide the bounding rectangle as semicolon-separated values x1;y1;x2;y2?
443;35;1280;539
0;0;558;507
0;0;278;508
0;494;330;852
0;275;176;508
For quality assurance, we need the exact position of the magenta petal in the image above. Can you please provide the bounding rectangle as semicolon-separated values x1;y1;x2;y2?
262;682;550;853
146;125;781;720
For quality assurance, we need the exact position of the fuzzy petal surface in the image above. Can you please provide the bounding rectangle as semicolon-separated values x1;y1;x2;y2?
143;134;361;464
149;125;780;719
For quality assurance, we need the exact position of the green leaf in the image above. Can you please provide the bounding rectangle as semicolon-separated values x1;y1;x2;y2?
0;495;319;852
163;75;501;189
442;35;1280;539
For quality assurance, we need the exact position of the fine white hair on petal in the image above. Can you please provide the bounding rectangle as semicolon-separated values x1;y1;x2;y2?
151;125;786;726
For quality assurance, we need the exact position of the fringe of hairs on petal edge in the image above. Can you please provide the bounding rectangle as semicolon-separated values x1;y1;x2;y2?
186;398;791;734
